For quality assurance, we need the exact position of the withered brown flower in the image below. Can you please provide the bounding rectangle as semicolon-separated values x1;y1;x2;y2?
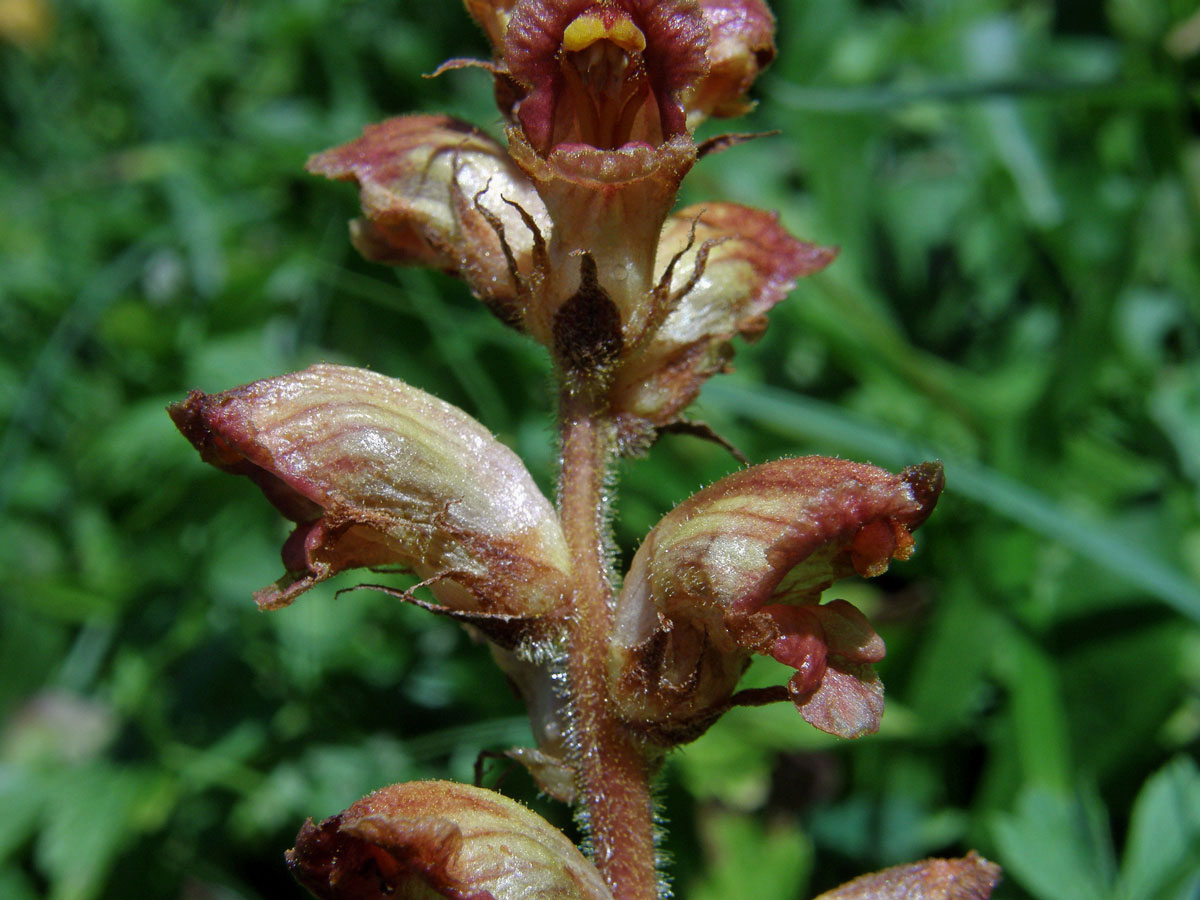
306;115;551;330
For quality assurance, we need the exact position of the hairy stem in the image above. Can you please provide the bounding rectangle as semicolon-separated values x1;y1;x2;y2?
558;389;658;900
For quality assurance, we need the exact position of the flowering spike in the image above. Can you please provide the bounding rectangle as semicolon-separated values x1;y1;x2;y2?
168;364;570;627
609;457;943;742
167;1;998;895
288;781;613;900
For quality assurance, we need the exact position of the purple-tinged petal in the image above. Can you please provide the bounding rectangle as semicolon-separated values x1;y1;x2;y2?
790;660;885;740
504;0;708;156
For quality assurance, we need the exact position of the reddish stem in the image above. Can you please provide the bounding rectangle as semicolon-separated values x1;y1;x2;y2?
557;389;659;900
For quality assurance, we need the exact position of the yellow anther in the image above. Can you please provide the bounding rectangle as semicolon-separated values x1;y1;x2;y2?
562;13;646;55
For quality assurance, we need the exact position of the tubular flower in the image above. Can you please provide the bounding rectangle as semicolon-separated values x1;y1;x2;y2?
503;0;708;156
168;365;570;642
500;0;711;347
289;781;614;900
609;457;944;742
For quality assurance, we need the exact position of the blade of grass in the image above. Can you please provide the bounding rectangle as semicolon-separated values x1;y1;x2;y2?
0;243;151;519
766;77;1182;114
314;262;511;428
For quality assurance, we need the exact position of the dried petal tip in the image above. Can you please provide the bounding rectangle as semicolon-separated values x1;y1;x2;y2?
611;457;943;743
287;781;613;900
168;365;569;632
812;851;1001;900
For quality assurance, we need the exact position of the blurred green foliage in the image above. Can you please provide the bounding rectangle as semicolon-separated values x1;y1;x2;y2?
2;0;1199;898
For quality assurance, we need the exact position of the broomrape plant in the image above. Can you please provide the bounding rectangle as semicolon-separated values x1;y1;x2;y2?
170;2;1001;898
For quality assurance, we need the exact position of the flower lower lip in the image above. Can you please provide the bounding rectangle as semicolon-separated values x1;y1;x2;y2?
550;140;655;154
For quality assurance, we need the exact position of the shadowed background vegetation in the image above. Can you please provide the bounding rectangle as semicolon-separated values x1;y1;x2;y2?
2;0;1199;898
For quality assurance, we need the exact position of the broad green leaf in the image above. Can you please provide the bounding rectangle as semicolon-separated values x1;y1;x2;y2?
991;786;1116;900
35;764;165;900
687;811;812;900
1117;756;1200;900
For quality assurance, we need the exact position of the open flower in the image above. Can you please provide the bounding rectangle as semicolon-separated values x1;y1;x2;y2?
609;456;944;742
467;0;775;135
169;365;570;644
499;0;711;344
289;780;613;900
502;0;708;155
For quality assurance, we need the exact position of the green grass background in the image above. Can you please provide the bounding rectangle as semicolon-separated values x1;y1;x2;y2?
2;0;1199;898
